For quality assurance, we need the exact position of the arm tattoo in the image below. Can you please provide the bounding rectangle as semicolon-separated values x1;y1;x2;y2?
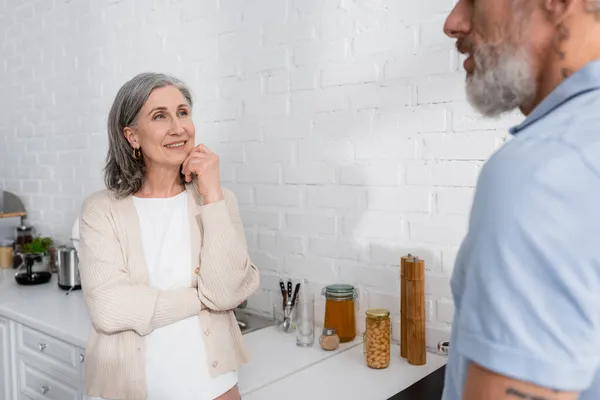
506;387;556;400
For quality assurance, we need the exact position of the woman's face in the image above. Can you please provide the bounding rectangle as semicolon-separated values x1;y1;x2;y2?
124;85;195;169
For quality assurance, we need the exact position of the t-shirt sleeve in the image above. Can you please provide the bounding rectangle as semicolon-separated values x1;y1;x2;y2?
455;145;600;391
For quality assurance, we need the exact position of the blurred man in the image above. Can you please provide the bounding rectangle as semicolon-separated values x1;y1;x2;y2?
442;1;600;399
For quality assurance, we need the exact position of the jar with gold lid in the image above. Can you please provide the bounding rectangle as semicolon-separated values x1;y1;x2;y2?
322;284;357;343
364;308;391;369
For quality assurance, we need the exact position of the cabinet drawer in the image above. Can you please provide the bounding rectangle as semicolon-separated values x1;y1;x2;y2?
17;324;80;377
18;358;79;400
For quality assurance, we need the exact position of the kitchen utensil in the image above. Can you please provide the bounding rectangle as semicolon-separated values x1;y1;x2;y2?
406;256;426;365
16;224;34;246
287;280;292;300
294;291;315;347
282;301;293;332
57;246;81;291
15;252;52;285
291;282;301;307
279;280;287;306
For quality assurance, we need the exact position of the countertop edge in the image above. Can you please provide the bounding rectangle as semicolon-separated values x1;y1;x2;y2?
0;301;88;349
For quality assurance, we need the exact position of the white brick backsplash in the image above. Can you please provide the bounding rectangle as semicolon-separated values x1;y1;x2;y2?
313;110;374;138
437;187;475;215
308;236;359;260
290;65;318;91
339;161;401;186
245;142;295;163
306;186;366;211
442;247;459;273
284;254;339;284
258;232;305;255
241;210;281;230
406;160;479;187
343;211;404;240
339;262;400;294
293;40;347;67
437;299;455;324
285;212;336;235
321;63;379;87
425;273;452;299
284;164;336;185
298;138;354;162
237;164;280;184
0;0;518;332
409;215;468;246
422;132;499;160
384;50;452;80
292;88;347;115
255;186;303;207
367;187;431;213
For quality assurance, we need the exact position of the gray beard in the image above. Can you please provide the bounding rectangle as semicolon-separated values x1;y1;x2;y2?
466;44;537;117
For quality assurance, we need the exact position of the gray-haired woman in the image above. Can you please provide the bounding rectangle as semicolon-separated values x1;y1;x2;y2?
78;72;259;400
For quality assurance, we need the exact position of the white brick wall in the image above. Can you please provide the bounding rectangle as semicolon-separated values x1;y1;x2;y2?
0;0;521;347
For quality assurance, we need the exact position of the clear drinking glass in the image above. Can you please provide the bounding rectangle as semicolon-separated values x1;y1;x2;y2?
295;291;315;347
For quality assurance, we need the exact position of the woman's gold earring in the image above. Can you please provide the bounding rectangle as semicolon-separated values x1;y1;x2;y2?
132;147;141;160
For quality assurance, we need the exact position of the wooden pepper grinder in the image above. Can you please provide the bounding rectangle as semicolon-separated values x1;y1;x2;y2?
406;256;426;366
400;254;411;358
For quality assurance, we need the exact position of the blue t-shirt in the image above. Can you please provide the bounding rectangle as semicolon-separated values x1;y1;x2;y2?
442;60;600;399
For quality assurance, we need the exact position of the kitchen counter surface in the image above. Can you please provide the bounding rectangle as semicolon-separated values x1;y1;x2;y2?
244;341;447;400
0;269;447;398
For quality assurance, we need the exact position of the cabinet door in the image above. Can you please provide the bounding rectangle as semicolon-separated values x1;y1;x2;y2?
0;317;11;400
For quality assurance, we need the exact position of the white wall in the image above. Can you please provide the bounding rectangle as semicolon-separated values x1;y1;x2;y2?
0;0;522;347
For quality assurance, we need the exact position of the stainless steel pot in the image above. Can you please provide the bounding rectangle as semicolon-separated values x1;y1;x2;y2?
56;246;81;291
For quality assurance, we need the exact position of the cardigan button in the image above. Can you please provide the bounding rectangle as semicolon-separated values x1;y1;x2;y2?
212;361;219;368
194;267;200;274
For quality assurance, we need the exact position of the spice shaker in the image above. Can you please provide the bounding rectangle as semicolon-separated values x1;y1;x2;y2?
319;328;340;351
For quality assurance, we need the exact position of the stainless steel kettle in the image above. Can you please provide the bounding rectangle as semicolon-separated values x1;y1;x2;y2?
56;246;81;291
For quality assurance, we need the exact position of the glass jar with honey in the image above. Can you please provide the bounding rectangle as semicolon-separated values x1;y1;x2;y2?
364;308;391;369
322;284;357;343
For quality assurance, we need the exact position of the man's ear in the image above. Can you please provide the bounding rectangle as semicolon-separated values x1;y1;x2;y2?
123;126;139;148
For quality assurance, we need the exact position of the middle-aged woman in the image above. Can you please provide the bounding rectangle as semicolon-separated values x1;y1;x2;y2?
78;72;260;400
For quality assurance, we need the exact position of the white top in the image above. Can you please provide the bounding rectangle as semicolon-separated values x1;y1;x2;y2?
88;191;237;400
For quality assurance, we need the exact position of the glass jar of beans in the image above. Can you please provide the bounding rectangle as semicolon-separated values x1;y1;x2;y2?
364;308;391;369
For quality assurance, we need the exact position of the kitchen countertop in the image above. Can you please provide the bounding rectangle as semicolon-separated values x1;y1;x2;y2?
0;269;447;398
244;341;447;400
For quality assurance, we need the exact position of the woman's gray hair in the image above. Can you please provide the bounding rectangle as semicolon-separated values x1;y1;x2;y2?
104;72;193;198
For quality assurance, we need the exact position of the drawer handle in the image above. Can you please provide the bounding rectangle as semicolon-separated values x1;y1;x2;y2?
40;385;50;395
38;343;47;352
79;353;85;363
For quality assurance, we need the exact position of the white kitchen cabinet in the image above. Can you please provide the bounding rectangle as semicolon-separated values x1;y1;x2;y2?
17;357;80;400
0;317;12;400
11;322;85;400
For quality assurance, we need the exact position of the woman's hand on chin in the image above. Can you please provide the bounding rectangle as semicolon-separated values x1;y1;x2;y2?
182;144;224;204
